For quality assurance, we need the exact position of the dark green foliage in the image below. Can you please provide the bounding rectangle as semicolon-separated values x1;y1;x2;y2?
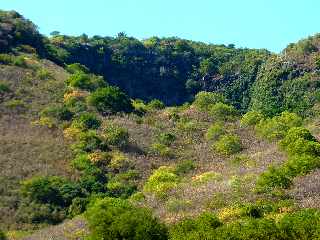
87;86;133;114
107;171;139;198
20;176;82;207
68;197;89;218
0;82;10;95
41;105;73;121
174;160;195;175
86;198;168;240
0;230;6;240
72;113;101;130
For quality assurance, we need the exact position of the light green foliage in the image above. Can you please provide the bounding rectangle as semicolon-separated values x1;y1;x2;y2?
108;151;134;173
0;54;27;67
144;166;179;199
4;99;27;112
205;122;225;141
72;113;101;130
87;86;133;114
169;212;222;240
132;99;148;115
66;63;89;74
209;102;237;121
193;91;226;111
66;73;106;91
150;143;174;158
240;111;264;127
40;105;73;121
213;134;242;156
147;99;165;110
166;198;192;213
157;132;176;146
255;111;302;141
103;124;129;147
107;170;138;198
71;130;107;153
192;171;223;185
36;68;53;80
85;198;168;240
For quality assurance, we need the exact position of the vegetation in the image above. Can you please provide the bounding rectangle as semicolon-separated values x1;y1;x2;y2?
2;9;320;240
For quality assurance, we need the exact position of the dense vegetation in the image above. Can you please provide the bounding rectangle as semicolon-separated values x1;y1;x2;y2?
2;9;320;240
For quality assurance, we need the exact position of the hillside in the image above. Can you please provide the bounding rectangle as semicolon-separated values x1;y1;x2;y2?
1;10;320;240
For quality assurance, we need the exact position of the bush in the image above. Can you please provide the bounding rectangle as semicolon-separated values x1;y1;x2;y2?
68;197;89;218
71;131;108;153
86;198;168;240
66;63;89;74
0;82;10;95
209;103;237;121
166;198;192;213
213;134;242;156
0;230;6;240
67;73;105;91
107;171;138;198
255;166;292;193
240;111;264;127
193;91;226;111
279;127;319;156
169;212;222;240
108;151;134;173
256;111;302;141
41;105;73;121
144;166;179;199
147;99;165;110
205;122;225;141
150;143;174;158
103;124;129;147
20;176;82;207
174;160;195;175
16;201;66;224
36;68;53;80
87;86;133;114
72;113;101;130
132;99;148;115
157;132;176;146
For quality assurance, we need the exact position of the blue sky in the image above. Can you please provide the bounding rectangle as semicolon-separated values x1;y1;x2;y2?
1;0;319;52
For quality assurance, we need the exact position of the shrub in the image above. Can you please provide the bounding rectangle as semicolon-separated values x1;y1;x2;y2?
255;111;302;141
255;166;292;193
103;124;129;147
66;63;89;74
68;197;89;218
144;166;179;199
284;155;320;177
71;131;108;153
4;99;27;112
157;132;176;146
166;198;192;213
36;68;53;80
0;231;6;240
41;105;73;121
20;176;82;207
86;198;168;240
150;143;174;158
132;99;148;115
169;212;222;240
174;160;195;175
16;201;66;224
205;122;225;141
0;82;10;95
240;111;264;127
72;113;101;130
193;91;226;111
213;134;242;156
87;86;133;114
108;151;134;173
192;171;223;185
209;102;237;121
147;99;165;110
107;172;138;198
67;73;105;91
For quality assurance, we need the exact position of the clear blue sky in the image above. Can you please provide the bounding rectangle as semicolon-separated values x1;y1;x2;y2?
1;0;319;52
